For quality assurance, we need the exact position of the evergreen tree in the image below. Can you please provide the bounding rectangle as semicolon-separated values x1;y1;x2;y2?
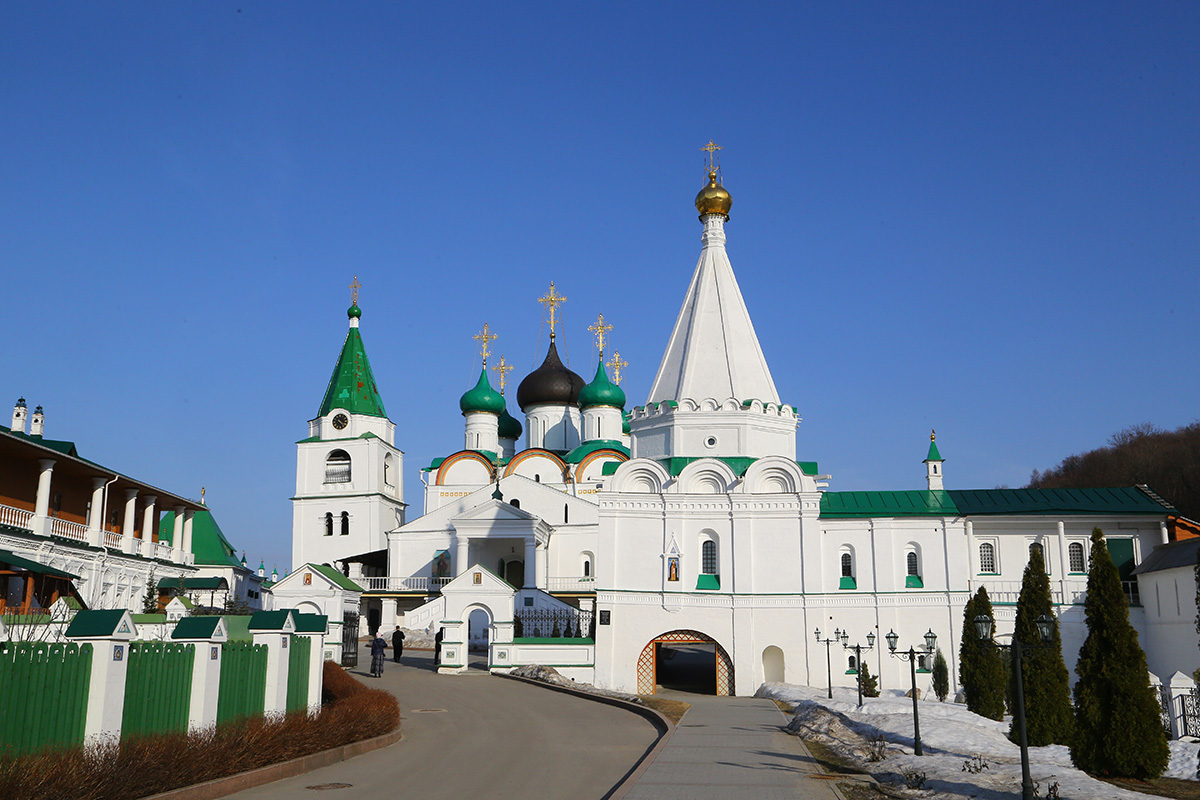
932;648;950;702
141;569;159;614
1009;545;1074;746
858;660;879;698
959;587;1007;720
1071;528;1169;778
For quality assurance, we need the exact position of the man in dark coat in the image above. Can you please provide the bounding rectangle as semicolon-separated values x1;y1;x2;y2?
391;626;405;662
369;633;387;677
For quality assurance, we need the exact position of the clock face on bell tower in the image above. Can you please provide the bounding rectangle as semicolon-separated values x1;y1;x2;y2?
332;413;349;431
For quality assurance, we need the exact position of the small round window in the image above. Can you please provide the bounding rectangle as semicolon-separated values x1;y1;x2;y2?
704;436;718;448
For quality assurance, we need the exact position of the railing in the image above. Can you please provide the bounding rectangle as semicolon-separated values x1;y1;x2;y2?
50;517;88;542
155;542;174;560
0;503;33;530
104;531;122;549
547;576;597;592
976;579;1084;606
361;576;455;592
514;608;595;639
130;538;143;556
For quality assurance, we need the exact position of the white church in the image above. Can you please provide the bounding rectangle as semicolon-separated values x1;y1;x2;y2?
291;151;1192;697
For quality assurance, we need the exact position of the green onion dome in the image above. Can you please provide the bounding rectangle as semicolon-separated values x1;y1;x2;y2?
459;368;505;415
579;358;626;409
347;304;362;319
622;417;631;435
517;341;585;411
499;406;523;439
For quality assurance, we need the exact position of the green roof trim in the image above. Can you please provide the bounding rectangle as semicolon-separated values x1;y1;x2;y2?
294;613;329;634
696;573;721;590
308;563;365;592
821;490;958;518
65;609;130;638
601;462;620;476
660;456;757;477
947;486;1174;516
173;617;222;639
157;576;229;590
0;548;80;580
564;440;630;464
424;457;447;472
797;461;818;476
318;324;387;419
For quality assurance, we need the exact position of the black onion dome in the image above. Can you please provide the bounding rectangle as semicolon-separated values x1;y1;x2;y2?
517;341;585;411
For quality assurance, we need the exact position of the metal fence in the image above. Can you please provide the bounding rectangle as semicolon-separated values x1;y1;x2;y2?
122;641;195;738
1179;688;1200;738
216;641;268;725
286;636;311;713
0;641;92;754
1158;684;1172;736
514;608;595;639
342;612;360;668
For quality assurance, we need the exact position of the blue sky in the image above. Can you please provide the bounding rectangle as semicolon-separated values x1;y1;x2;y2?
3;3;1197;574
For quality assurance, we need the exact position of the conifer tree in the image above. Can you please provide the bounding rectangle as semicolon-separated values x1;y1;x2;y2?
858;660;879;698
142;569;159;614
1071;528;1169;778
932;648;950;702
1009;545;1074;746
959;587;1006;720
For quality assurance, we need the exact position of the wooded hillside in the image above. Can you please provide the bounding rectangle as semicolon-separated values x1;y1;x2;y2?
1027;422;1200;521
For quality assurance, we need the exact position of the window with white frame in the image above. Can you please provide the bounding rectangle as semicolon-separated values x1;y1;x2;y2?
979;542;997;574
1068;542;1085;573
324;450;352;483
905;546;923;588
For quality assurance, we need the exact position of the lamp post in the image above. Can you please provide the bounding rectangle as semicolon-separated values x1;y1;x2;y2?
841;630;877;707
814;627;842;699
885;627;938;756
974;613;1056;800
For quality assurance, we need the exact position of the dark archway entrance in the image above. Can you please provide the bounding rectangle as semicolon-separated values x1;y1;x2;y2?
636;630;733;696
504;560;524;589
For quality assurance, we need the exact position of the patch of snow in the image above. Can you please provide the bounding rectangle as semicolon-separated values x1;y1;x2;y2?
507;664;643;703
757;682;1198;799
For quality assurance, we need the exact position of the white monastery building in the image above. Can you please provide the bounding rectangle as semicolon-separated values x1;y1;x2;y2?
292;150;1195;696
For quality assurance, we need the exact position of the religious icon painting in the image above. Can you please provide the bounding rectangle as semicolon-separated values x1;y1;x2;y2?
433;550;451;578
667;556;680;582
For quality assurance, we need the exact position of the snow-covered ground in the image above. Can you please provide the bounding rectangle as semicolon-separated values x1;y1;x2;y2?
757;683;1198;799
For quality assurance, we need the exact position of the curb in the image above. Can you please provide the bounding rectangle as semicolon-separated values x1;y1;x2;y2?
144;725;403;800
496;672;677;800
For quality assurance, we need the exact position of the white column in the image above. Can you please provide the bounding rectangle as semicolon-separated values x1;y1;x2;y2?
183;640;222;730
455;535;469;577
535;543;547;589
1055;520;1069;603
252;631;291;715
31;458;56;536
122;489;139;554
182;510;196;564
86;477;106;544
1161;522;1170;545
298;631;326;715
141;496;157;555
172;506;186;562
524;539;537;588
73;638;130;743
964;519;974;592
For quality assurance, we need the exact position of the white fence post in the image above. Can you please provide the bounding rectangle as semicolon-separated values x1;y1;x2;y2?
249;609;295;716
63;609;137;743
1168;670;1196;740
171;617;229;730
294;612;328;716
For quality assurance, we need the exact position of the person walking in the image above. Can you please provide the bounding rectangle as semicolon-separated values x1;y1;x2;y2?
391;625;406;662
370;632;387;677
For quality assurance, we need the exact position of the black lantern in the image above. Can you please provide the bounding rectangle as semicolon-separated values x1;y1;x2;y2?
974;614;994;642
1035;614;1054;643
866;631;876;648
814;627;821;642
885;629;899;653
923;629;938;653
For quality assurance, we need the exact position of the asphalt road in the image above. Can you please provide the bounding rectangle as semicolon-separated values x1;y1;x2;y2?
224;648;660;800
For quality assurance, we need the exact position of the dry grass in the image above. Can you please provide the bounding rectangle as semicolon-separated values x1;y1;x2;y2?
0;662;399;800
1101;776;1200;800
639;696;691;725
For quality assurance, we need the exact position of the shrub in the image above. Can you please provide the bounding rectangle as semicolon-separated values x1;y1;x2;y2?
1009;546;1074;746
959;587;1006;720
932;648;949;702
0;662;399;800
857;660;879;698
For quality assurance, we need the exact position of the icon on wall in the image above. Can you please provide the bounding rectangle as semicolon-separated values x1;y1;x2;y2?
304;572;312;585
433;550;451;579
667;557;680;582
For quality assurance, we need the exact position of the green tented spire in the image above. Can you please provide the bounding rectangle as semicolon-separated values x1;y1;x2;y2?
925;429;943;462
318;306;388;418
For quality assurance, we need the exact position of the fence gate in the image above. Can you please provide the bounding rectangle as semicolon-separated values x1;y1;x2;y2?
1159;684;1173;736
122;642;195;738
1181;688;1200;738
342;612;359;668
0;642;92;754
286;635;311;713
217;641;268;724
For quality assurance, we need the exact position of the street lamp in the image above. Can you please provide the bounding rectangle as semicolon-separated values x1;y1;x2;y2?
885;628;937;756
842;631;877;707
975;613;1055;800
814;627;842;699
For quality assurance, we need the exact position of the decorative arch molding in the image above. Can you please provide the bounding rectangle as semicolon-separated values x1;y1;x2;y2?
576;449;628;482
741;456;806;494
502;449;568;482
635;629;734;696
435;450;496;486
609;459;670;495
676;459;738;495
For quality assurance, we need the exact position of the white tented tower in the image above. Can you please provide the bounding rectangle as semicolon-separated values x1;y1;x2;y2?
292;300;405;569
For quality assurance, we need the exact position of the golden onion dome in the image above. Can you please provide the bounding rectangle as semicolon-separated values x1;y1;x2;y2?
694;169;732;217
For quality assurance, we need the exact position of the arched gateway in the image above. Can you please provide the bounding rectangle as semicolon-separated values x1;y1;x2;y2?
636;630;734;696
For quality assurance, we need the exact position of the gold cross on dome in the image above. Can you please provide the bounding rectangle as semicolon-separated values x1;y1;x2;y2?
701;140;723;172
588;314;613;356
492;355;514;395
537;282;567;340
607;350;627;386
349;275;362;306
473;322;498;366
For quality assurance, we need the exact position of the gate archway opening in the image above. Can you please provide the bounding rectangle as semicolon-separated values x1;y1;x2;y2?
636;630;733;696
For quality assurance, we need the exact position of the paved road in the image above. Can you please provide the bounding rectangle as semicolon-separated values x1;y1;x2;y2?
225;648;659;800
623;693;845;800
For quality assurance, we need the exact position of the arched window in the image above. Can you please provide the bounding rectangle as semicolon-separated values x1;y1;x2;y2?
979;542;997;574
340;511;349;536
384;454;395;487
510;498;520;509
839;548;856;589
583;559;591;577
534;474;541;483
324;513;333;537
905;547;923;588
564;504;569;524
1069;542;1085;573
701;540;718;574
848;654;857;672
1029;542;1049;573
325;450;351;483
841;552;852;576
906;551;919;576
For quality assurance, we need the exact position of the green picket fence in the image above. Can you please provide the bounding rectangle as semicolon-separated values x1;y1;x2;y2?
286;635;311;713
217;641;267;724
0;642;92;754
121;641;195;739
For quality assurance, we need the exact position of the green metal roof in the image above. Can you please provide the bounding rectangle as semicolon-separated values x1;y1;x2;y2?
578;358;626;410
564;440;629;463
926;439;943;461
223;615;253;642
0;548;79;580
172;617;223;639
660;456;757;477
947;487;1174;516
157;576;228;590
1;430;80;456
294;613;329;634
318;324;387;419
798;461;819;476
820;490;958;518
460;368;506;415
309;563;364;592
248;610;294;631
65;609;129;638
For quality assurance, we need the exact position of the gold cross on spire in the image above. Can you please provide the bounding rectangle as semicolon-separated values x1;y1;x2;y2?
588;313;613;356
701;140;723;173
537;282;567;340
607;349;628;386
492;354;514;395
349;275;362;306
473;322;498;366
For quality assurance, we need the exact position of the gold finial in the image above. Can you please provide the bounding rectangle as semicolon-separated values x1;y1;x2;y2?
349;275;362;306
200;486;206;505
931;429;936;441
588;314;613;356
607;350;628;385
492;355;514;395
701;139;723;173
537;282;567;341
473;322;498;367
